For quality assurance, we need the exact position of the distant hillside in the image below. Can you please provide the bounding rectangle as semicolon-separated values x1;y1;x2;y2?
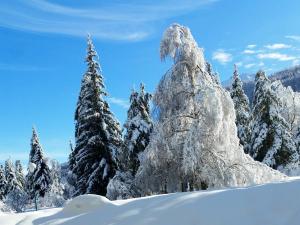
223;65;300;103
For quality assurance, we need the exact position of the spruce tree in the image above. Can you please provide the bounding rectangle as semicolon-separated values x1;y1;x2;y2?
15;160;25;190
72;35;122;196
295;127;300;151
0;165;7;200
230;64;251;153
250;70;299;174
26;128;51;210
123;83;152;175
4;159;18;193
68;140;75;172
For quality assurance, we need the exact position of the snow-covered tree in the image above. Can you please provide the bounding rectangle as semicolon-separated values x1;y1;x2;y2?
250;71;299;174
295;127;300;151
230;64;251;153
15;160;25;190
4;159;18;193
68;140;75;172
206;62;220;85
41;160;65;207
72;35;122;196
106;171;139;200
0;165;7;200
136;24;285;195
26;128;51;210
122;83;152;174
106;84;152;200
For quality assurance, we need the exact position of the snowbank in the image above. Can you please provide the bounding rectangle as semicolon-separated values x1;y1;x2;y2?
62;194;113;214
1;178;300;225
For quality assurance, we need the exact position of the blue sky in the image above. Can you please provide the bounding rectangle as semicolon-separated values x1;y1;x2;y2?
1;0;300;165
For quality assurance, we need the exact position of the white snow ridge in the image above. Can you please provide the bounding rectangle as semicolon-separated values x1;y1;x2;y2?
1;178;300;225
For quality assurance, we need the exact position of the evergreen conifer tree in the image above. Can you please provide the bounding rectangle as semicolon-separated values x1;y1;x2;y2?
0;165;7;200
250;70;299;174
230;64;251;153
123;83;152;174
26;128;51;210
15;160;25;190
4;159;18;193
295;126;300;151
68;140;75;172
72;35;122;196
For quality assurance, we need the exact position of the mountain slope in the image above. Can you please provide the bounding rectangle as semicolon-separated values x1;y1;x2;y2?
1;178;300;225
223;65;300;103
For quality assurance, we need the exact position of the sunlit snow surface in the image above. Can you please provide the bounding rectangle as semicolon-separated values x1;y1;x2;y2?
1;177;300;225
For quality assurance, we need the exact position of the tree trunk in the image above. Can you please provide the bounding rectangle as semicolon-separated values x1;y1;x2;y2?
34;195;38;211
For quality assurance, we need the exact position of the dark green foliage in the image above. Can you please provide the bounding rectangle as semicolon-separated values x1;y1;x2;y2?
72;35;122;196
230;65;251;153
122;83;152;175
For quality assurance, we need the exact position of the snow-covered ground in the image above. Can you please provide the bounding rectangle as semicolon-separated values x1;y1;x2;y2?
1;178;300;225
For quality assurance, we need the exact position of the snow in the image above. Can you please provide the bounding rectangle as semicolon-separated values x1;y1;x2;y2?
62;194;112;214
1;178;300;225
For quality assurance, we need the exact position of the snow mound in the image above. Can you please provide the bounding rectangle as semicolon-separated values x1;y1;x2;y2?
3;178;300;225
62;194;113;214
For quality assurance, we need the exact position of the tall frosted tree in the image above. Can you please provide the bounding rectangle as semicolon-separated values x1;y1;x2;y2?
26;128;51;210
294;126;300;151
136;24;285;195
123;83;152;174
0;165;7;200
230;65;251;153
68;140;75;172
107;84;152;200
72;35;122;196
4;159;18;193
15;160;25;190
250;71;299;174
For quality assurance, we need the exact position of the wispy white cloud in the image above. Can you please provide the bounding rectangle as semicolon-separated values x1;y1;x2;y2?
292;59;300;66
244;63;256;69
235;61;243;67
264;43;291;50
246;44;256;49
0;0;218;41
212;49;232;64
243;49;256;54
257;53;296;61
286;35;300;42
107;97;129;109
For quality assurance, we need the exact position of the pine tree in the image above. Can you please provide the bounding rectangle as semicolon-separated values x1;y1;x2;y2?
230;64;251;153
0;165;7;200
250;70;299;174
26;128;51;210
72;35;122;196
295;126;300;151
4;159;18;193
15;160;25;190
68;140;75;172
206;62;220;85
123;83;152;175
106;84;152;200
29;127;44;165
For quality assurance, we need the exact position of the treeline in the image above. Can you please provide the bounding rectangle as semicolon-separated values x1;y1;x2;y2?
0;128;68;212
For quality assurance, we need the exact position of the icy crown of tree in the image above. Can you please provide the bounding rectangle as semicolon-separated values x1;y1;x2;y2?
85;34;106;95
233;64;239;80
31;127;44;161
160;23;205;70
255;70;268;82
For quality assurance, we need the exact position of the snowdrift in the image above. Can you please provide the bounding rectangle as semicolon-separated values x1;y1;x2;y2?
1;178;300;225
